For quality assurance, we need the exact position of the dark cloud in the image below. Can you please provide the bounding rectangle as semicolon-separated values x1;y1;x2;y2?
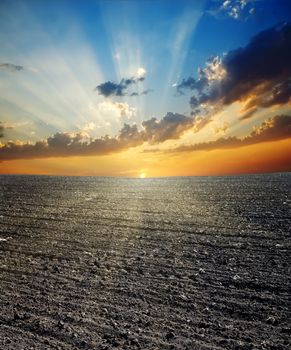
147;115;291;153
0;131;131;161
0;63;24;72
0;124;4;138
177;23;291;116
96;81;125;97
96;76;146;97
142;112;194;144
177;76;207;95
0;112;194;161
130;89;153;97
243;79;291;111
266;79;291;106
47;132;85;148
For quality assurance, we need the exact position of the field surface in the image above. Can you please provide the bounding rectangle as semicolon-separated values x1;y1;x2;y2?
0;174;290;349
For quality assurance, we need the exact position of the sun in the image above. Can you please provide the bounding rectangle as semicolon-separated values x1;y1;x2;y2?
139;172;146;179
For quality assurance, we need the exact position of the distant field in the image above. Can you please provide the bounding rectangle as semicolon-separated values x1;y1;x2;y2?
0;174;290;349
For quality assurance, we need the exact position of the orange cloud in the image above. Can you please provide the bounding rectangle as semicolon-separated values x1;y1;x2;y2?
145;115;291;154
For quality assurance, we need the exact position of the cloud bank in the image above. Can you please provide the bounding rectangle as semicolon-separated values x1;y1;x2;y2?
0;112;194;161
177;23;291;117
146;115;291;153
2;114;290;161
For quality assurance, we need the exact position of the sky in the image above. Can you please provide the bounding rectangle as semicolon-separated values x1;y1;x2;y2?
0;0;291;177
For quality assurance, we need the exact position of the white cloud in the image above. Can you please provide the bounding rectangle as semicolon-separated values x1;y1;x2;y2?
203;56;226;82
81;122;99;132
211;0;256;20
97;101;137;120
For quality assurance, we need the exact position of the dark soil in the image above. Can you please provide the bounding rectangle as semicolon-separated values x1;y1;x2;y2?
0;175;290;349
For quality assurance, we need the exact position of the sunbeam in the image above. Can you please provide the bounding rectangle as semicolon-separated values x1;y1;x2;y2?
0;0;290;176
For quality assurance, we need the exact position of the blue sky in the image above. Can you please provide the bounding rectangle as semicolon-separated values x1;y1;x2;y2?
0;0;291;174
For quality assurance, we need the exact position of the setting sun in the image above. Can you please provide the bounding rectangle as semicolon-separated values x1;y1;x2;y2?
139;173;146;179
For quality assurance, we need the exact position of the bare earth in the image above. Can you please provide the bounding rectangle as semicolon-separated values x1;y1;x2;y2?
0;175;290;349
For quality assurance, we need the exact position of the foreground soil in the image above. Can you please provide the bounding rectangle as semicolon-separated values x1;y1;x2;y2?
0;175;290;349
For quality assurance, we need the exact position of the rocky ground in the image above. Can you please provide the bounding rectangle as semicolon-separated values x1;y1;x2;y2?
0;175;290;349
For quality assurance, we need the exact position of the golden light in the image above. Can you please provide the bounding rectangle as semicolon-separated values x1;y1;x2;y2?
139;172;146;178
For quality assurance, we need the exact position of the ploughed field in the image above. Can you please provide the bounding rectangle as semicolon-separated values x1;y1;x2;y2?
0;174;290;350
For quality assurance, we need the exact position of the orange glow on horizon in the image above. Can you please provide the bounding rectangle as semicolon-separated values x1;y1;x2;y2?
0;139;290;177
